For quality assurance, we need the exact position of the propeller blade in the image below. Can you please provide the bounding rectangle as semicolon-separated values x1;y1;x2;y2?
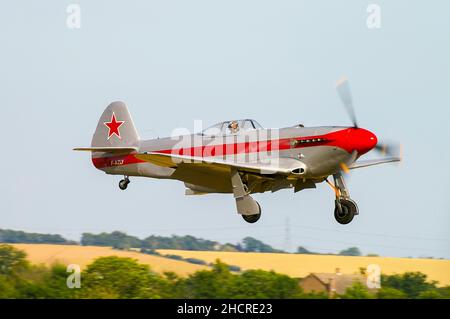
336;77;358;128
374;142;403;158
340;162;350;174
334;78;403;167
339;150;358;175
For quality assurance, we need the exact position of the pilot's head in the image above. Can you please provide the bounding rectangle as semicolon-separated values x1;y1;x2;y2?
228;121;239;133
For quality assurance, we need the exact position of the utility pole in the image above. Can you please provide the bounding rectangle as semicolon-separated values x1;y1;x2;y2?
283;217;292;253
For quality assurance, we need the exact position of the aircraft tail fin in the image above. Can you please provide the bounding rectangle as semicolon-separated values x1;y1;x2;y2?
90;101;140;149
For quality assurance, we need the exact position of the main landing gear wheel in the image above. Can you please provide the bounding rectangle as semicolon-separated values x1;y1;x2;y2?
242;201;261;224
334;198;358;225
119;177;130;190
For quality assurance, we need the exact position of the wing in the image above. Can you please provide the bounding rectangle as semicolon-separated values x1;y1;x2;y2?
349;157;401;170
136;152;309;194
135;152;304;175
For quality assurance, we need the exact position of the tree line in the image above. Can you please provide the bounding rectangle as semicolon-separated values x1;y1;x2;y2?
0;228;282;252
0;229;76;245
1;228;369;256
0;244;449;299
80;231;367;256
81;231;284;253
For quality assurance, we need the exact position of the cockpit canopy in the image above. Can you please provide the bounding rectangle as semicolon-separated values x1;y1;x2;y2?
202;119;263;136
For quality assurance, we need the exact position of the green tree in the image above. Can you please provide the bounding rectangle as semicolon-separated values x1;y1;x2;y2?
0;275;17;298
382;272;437;299
0;244;29;275
230;269;304;298
141;234;219;251
81;256;168;298
436;286;450;299
377;287;407;299
178;260;235;298
13;264;82;299
241;237;281;253
220;243;239;252
417;290;442;299
81;231;141;249
296;246;315;254
0;229;75;245
338;247;362;256
340;282;374;299
38;264;82;298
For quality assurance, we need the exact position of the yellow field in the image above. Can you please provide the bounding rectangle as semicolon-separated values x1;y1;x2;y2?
11;244;208;276
9;244;450;286
158;249;450;286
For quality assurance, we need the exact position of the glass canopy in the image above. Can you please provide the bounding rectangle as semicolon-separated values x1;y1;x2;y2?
202;119;263;136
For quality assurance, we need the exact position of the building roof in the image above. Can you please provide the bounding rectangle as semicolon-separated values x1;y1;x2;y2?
309;273;366;295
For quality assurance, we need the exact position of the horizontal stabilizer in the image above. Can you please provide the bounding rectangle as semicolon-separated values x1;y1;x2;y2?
73;147;138;153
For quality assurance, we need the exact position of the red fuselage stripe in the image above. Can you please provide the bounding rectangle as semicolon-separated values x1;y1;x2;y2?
92;129;351;169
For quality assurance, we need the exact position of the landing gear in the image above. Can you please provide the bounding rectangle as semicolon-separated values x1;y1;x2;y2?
119;176;130;190
230;168;262;223
334;198;358;225
242;202;261;224
328;173;359;225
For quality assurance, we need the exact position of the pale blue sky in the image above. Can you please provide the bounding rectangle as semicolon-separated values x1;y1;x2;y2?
1;1;449;259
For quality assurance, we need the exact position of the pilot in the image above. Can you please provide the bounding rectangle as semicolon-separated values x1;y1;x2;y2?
228;121;240;134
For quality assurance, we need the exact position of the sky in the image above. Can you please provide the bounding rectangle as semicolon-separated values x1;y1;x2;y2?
1;0;449;259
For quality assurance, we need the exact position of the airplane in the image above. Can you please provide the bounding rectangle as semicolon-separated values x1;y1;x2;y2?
74;78;401;225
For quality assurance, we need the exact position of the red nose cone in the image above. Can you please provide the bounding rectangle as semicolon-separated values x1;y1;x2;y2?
347;128;377;155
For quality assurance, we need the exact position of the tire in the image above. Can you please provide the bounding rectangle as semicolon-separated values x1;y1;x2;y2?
334;199;356;225
119;180;128;190
242;213;261;223
346;198;359;216
242;201;261;223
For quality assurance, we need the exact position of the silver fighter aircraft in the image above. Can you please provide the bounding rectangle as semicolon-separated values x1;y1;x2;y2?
75;79;401;224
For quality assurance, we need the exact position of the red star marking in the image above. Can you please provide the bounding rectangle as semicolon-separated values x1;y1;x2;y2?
104;112;124;139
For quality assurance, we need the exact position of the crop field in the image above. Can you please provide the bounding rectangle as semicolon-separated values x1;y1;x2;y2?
158;249;450;286
9;244;450;285
11;244;208;276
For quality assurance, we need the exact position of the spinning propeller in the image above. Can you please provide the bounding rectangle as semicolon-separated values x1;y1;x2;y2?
336;77;359;128
335;77;402;173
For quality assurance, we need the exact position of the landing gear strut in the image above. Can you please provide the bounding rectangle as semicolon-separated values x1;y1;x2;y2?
329;173;359;225
230;168;262;223
119;176;130;190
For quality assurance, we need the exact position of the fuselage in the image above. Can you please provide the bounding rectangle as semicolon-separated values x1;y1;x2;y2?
91;125;377;193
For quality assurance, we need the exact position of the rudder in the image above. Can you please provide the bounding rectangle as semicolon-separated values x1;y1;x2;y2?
91;101;140;148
